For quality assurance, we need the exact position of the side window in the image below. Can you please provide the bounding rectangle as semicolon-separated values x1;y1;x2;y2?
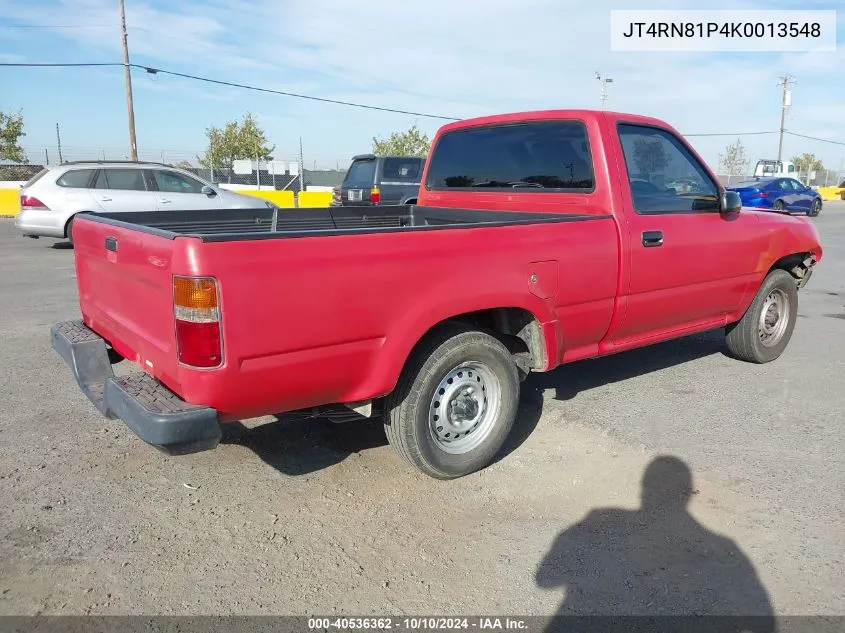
381;158;422;182
95;169;148;191
55;169;95;188
787;164;796;173
425;120;594;191
152;170;204;194
776;179;794;192
617;124;719;214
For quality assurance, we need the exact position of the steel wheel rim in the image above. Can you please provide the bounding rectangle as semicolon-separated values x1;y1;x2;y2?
428;361;502;455
758;288;790;347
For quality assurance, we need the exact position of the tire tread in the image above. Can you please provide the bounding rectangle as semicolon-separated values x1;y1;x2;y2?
384;322;517;479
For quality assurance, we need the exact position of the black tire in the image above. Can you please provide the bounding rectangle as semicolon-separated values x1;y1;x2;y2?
383;323;520;479
773;199;785;211
65;215;75;246
725;269;798;363
809;198;821;217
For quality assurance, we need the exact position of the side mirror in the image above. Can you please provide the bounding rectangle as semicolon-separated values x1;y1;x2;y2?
201;185;217;196
720;190;742;214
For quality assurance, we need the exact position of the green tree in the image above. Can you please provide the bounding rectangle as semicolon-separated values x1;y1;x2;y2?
0;109;26;163
718;138;749;176
790;153;823;173
372;124;431;157
198;112;275;180
633;138;668;180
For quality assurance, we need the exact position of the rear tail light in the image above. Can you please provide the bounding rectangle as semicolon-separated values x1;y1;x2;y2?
757;192;768;197
20;195;48;209
370;186;380;204
173;276;223;368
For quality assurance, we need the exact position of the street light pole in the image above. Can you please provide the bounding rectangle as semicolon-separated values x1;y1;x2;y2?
119;0;138;161
596;71;614;110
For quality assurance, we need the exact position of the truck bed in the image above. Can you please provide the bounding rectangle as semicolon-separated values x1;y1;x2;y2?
70;202;618;422
77;204;601;241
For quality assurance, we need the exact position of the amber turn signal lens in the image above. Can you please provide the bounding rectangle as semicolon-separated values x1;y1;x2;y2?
173;276;218;309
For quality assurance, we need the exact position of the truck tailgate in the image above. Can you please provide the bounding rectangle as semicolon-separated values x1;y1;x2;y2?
72;214;182;392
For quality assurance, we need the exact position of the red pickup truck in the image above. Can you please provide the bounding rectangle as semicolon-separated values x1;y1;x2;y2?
52;109;822;479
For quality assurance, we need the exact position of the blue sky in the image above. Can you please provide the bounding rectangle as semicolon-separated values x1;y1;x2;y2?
0;0;842;173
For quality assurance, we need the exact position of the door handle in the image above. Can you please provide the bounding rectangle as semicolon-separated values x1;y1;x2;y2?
159;198;172;204
642;230;663;247
100;196;112;202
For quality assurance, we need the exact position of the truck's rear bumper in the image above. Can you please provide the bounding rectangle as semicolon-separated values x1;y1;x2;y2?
51;320;222;454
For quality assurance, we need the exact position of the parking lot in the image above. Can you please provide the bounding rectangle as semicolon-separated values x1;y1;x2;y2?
0;206;843;617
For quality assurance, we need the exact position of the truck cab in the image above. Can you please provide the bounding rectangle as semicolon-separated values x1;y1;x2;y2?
754;159;797;178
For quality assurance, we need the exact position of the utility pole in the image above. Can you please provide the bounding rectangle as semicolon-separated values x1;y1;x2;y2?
776;74;795;164
119;0;138;160
299;137;305;193
55;122;63;164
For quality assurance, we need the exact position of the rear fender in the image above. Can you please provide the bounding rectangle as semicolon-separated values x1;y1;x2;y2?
348;295;557;401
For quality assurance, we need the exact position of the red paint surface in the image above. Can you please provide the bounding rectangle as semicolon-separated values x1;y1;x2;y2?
73;109;823;421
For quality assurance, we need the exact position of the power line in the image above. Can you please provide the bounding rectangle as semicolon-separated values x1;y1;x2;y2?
785;131;845;146
684;131;777;137
4;24;113;29
0;62;123;67
0;61;460;120
137;65;462;121
2;61;844;146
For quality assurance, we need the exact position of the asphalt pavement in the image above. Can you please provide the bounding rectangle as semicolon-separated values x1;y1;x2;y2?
0;206;842;618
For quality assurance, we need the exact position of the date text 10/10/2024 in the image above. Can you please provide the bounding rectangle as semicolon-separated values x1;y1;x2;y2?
308;618;528;631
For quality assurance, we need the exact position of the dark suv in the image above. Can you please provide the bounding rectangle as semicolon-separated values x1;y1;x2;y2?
332;154;424;207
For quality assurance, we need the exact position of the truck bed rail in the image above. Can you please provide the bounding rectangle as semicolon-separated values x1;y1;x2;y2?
76;205;609;242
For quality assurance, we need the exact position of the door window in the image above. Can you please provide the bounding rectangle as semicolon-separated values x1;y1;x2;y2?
152;170;205;194
617;124;719;214
94;169;148;191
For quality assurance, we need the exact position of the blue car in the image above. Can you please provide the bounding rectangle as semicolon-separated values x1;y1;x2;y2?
727;177;822;216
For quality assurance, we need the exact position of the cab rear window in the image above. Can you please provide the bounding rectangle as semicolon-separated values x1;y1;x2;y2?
425;121;594;192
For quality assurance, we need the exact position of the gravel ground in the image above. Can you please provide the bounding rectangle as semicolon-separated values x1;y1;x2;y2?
0;206;843;618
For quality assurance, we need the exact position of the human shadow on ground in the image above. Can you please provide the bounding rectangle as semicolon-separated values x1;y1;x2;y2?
535;456;777;633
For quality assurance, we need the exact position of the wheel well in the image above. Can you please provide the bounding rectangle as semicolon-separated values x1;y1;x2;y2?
436;307;545;376
64;213;78;237
769;252;814;282
404;198;417;205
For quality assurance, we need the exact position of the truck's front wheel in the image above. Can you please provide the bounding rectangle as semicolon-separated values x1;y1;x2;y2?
725;269;798;363
384;324;519;479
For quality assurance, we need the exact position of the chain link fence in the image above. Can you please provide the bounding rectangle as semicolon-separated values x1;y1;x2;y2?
4;145;350;191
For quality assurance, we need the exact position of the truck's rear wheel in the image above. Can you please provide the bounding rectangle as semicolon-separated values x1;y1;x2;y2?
725;269;798;363
384;324;519;479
